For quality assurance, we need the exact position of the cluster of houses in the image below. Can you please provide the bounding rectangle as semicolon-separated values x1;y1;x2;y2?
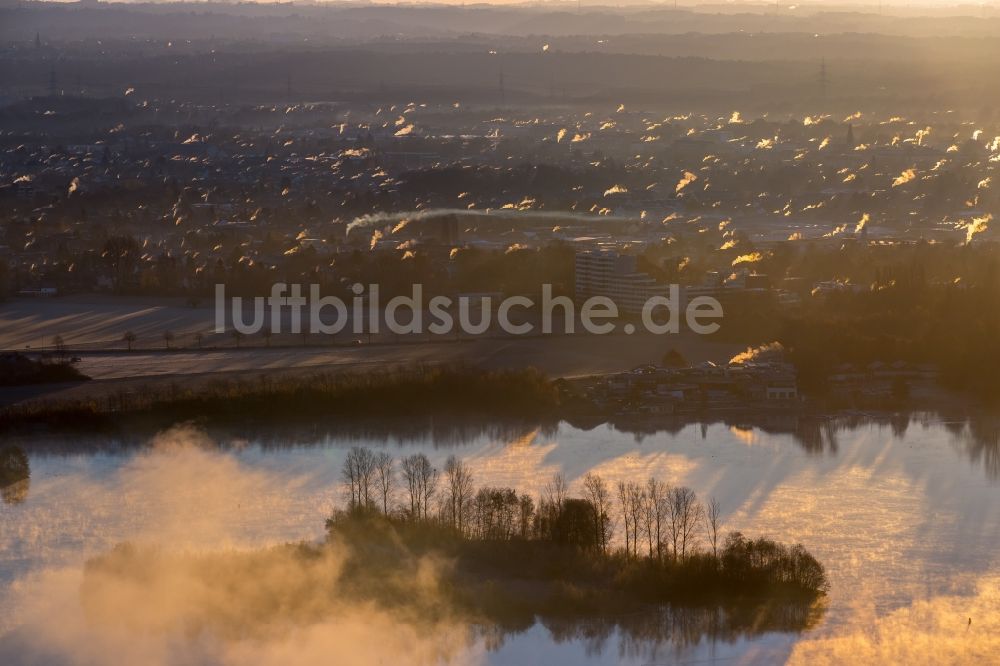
575;356;940;417
581;359;800;416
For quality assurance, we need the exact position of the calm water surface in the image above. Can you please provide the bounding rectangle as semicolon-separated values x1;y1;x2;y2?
1;416;998;664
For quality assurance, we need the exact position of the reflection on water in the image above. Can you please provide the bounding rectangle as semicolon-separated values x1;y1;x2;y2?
12;409;1000;479
8;418;557;456
956;414;1000;480
788;573;1000;664
0;446;29;505
482;601;825;658
2;413;1000;663
0;479;28;506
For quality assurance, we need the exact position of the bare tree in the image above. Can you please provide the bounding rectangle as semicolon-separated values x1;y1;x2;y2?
544;472;567;514
358;449;376;508
517;493;535;539
679;492;704;559
342;447;377;510
668;486;703;560
401;454;421;518
617;480;631;557
420;457;439;521
705;496;722;558
401;453;438;520
374;452;395;515
341;448;360;509
163;329;174;349
123;330;137;352
627;482;645;558
471;486;519;540
640;484;655;558
443;455;475;534
617;480;644;558
582;472;614;552
646;478;669;561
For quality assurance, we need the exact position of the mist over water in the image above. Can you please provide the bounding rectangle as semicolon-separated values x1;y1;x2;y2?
1;418;999;664
0;427;483;665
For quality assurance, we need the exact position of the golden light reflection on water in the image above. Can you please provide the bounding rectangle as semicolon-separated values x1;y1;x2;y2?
461;421;1000;660
2;419;999;663
789;574;1000;664
729;425;759;446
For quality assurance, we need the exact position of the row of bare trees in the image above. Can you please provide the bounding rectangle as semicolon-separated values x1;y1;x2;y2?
340;447;722;559
615;478;721;561
342;447;439;519
342;449;495;530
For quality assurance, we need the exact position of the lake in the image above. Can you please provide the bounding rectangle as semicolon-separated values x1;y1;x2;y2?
1;415;998;664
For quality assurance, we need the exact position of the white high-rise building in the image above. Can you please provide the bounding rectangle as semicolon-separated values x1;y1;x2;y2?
574;250;670;313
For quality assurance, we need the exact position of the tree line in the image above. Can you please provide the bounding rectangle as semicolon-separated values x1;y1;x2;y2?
340;446;721;563
333;446;828;599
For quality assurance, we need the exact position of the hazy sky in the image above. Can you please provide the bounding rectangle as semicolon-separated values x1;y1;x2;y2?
42;0;998;7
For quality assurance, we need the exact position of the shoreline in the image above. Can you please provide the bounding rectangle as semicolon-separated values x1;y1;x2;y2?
0;364;992;446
